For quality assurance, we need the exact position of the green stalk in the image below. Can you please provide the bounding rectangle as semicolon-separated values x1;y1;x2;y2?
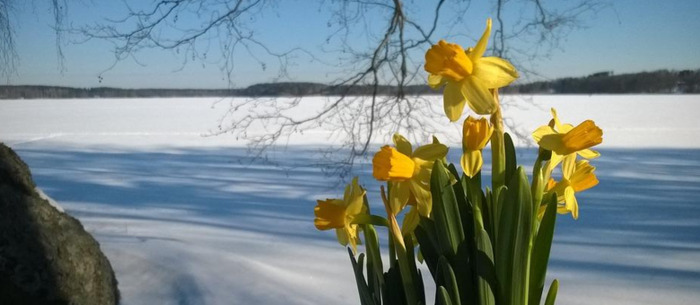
395;240;419;305
531;153;544;212
382;186;418;305
490;93;506;190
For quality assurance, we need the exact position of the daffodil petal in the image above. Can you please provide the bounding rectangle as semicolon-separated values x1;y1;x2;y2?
562;154;576;180
412;158;433;184
564;186;579;219
443;81;468;121
413;143;448;161
461;150;483;178
470;18;492;61
390;181;410;215
539;133;565;153
532;125;556;143
578;148;600;159
393;133;413;156
462;76;496;114
336;228;349;246
473;57;518;88
409;180;432;216
345;177;366;216
401;206;421;236
428;74;446;89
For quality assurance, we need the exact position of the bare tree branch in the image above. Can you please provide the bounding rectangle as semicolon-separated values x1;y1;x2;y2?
72;0;604;181
0;0;18;79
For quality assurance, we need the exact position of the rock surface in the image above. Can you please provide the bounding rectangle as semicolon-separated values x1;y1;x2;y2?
0;143;119;304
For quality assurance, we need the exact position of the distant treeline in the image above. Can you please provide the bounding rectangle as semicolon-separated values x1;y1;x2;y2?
2;69;698;99
502;69;700;94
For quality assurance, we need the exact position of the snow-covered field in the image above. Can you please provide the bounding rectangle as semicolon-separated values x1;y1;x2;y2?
1;95;699;304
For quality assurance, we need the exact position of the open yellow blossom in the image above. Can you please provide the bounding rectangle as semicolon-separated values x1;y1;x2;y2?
314;177;367;253
532;108;603;177
542;160;599;219
373;133;448;217
425;18;518;121
461;116;493;177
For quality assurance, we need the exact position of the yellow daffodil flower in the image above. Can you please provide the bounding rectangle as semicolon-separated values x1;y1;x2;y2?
542;160;599;219
461;116;493;177
532;108;603;178
314;177;367;253
373;133;448;218
424;18;518;121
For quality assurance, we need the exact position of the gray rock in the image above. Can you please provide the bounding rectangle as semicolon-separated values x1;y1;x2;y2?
0;143;120;304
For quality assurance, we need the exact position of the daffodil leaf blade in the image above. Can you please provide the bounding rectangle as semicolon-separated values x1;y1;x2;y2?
544;279;559;305
437;286;454;305
508;167;533;305
363;225;385;290
382;265;405;304
529;193;558;305
491;185;507;242
495;182;515;303
415;217;440;278
475;228;497;305
348;249;376;305
504;132;517;184
436;256;462;305
430;160;465;256
496;167;533;305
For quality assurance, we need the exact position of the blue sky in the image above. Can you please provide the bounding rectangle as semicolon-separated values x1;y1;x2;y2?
6;0;700;89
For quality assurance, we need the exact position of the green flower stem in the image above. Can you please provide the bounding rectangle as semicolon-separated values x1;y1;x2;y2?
490;103;506;189
352;214;389;227
395;239;419;305
382;184;418;304
531;153;545;217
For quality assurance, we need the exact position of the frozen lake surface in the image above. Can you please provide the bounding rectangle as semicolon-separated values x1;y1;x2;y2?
1;95;700;304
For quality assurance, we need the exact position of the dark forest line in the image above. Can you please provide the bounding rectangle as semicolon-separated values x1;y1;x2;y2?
2;69;699;99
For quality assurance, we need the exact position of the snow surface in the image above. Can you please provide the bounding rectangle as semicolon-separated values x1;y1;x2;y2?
1;95;700;304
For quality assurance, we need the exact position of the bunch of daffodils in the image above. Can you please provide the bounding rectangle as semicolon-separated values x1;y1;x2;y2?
314;18;603;305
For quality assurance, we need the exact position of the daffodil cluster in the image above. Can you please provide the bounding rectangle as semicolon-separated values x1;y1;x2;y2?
313;18;603;305
532;108;603;219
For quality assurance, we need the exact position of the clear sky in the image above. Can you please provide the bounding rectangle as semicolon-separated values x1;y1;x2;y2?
5;0;700;89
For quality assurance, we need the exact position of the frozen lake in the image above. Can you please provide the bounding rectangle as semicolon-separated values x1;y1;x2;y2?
1;95;700;304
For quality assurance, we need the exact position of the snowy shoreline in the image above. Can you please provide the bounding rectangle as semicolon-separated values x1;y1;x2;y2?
1;96;699;304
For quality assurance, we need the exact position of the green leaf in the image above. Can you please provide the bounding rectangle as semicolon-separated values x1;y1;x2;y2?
456;175;476;259
382;265;406;305
544;279;559;305
437;256;461;305
465;174;485;231
495;167;533;305
415;217;440;278
437;286;454;305
348;249;376;305
529;194;558;305
475;228;496;305
495;184;515;305
404;235;425;304
431;161;465;256
363;225;384;304
454;241;477;305
509;168;533;305
504;132;517;184
491;186;507;242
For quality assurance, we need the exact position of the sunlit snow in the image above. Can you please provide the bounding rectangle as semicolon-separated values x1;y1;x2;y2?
1;95;699;304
